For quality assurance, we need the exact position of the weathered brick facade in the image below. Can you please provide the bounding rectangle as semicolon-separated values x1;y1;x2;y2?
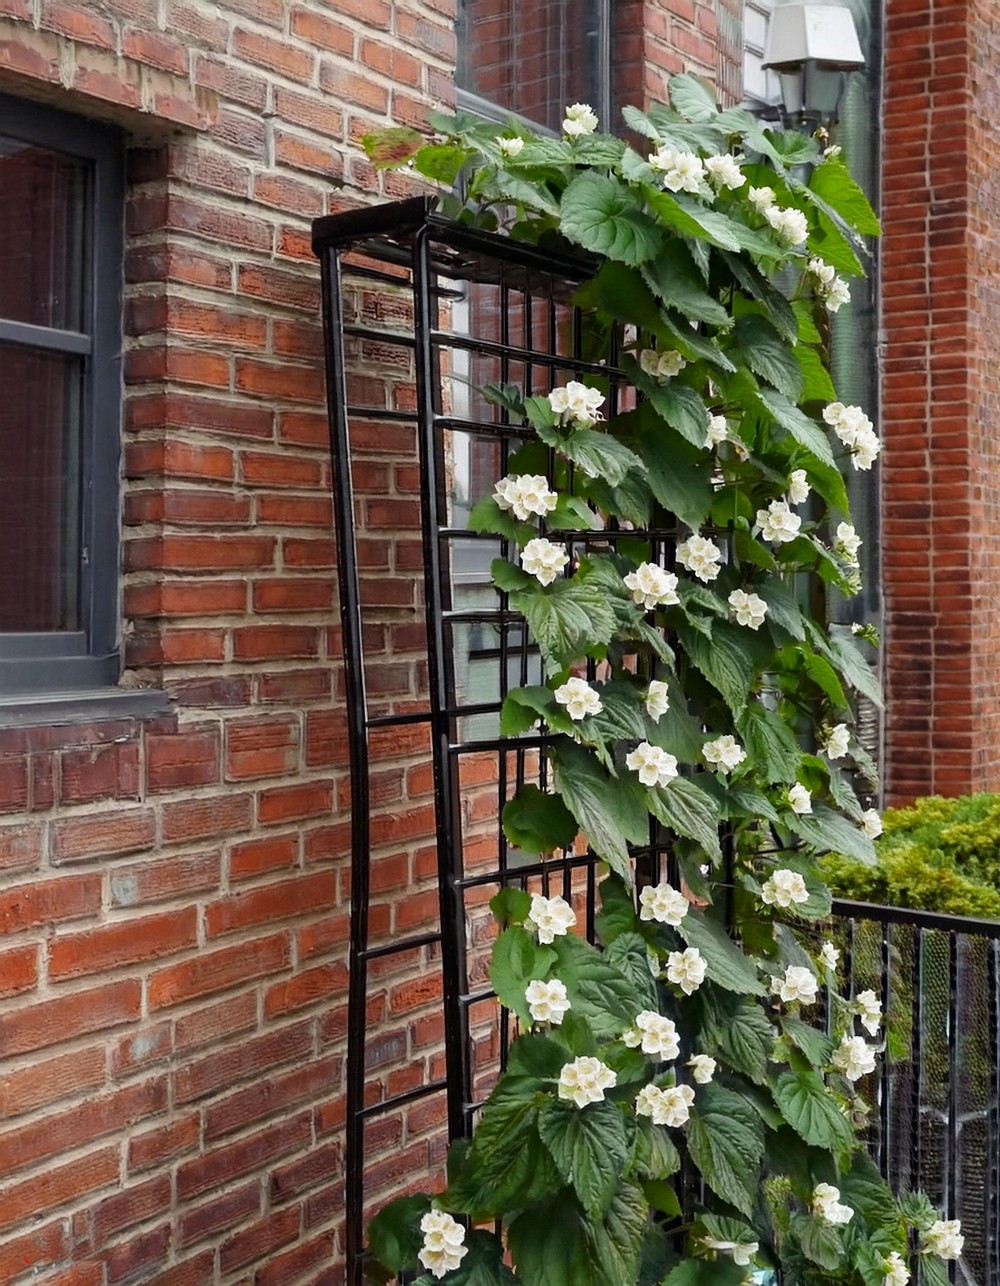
0;2;739;1282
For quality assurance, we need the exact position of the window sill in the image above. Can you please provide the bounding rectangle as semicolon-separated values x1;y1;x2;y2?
0;686;170;729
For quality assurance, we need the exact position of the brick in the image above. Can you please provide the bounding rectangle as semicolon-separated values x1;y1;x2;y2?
103;1224;171;1283
48;908;199;980
257;780;334;824
205;870;334;937
126;534;276;573
161;792;253;843
221;1204;300;1273
148;932;290;1009
255;1231;335;1286
146;727;221;792
226;716;300;781
264;961;346;1019
110;850;221;907
0;874;102;933
128;1113;200;1173
204;1055;338;1140
0;1045;106;1118
232;625;320;661
40;0;116;47
178;1180;259;1247
252;578;334;612
0;1147;119;1232
0;821;43;872
0;755;28;811
60;743;140;805
175;1017;312;1104
50;808;156;863
0;1221;68;1282
0;980;141;1057
0;943;37;998
176;1115;311;1200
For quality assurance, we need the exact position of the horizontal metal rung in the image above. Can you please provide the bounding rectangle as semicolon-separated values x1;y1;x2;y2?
365;710;433;729
357;1078;449;1120
430;328;619;376
343;324;417;348
346;406;418;421
358;930;442;961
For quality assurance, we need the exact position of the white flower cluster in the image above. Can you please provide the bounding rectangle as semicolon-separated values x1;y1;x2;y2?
861;808;883;838
835;521;862;565
788;468;810;505
761;868;809;908
418;1210;468;1279
728;588;768;630
819;941;840;971
921;1219;964;1261
676;533;723;583
562;102;598;137
496;135;524;160
807;257;851;312
823;401;882;471
855;988;882;1036
554;676;603;720
665;946;707;995
528;893;575;944
649;145;704;193
558;1054;616;1107
635;1082;695;1126
824;722;851;759
701;1234;758;1266
525;977;570;1024
704;153;746;190
639;347;687;380
688;1053;716;1083
622;1009;680;1059
493;473;558;522
703;734;746;773
624;562;679;609
883;1251;910;1286
771;964;818;1005
645;679;670;722
521;537;568;585
756;498;802;544
788;782;812;814
812;1182;854;1226
626;741;678;787
764;203;809;246
831;1032;877;1081
705;413;729;448
548;380;605;426
639;880;689;926
748;185;775;212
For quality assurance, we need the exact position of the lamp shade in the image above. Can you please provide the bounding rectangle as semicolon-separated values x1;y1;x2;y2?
762;0;864;127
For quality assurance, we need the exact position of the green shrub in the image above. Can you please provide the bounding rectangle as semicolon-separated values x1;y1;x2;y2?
821;793;1000;919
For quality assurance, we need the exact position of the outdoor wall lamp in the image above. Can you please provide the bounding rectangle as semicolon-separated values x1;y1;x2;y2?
762;0;865;130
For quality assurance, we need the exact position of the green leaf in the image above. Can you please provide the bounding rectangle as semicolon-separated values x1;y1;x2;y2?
810;157;881;236
489;926;556;1025
538;1098;629;1217
506;1032;569;1080
736;700;802;783
642;1179;681;1217
828;632;884;708
641;381;714;452
603;932;659;1012
595;873;640;945
367;1193;431;1274
445;1230;519;1286
550;931;638;1036
757;577;807;641
756;389;836;467
647;777;722;861
732;315;804;401
588;1183;650;1285
920;1257;951;1286
795;804;877;866
676;906;766;995
413;143;474;185
669;73;719;121
764;127;820;167
678;622;756;717
511;580;618;672
641;242;731;327
633;1115;681;1180
795;343;837;402
708;995;775;1084
551;740;649;877
560;172;662;266
621;106;660;139
490;886;532;926
491;557;532;594
502;785;580;857
559;427;644;485
469;496;534;542
796;1212;846;1271
362;125;424;167
508;1192;595;1286
662;1262;746;1286
720;250;798;342
480;381;526;420
772;1067;853;1154
517;136;575;167
499;685;556;736
782;1014;834;1068
840;1150;904;1232
687;1083;765;1216
899;1191;937;1229
570;134;628;167
492;170;562;218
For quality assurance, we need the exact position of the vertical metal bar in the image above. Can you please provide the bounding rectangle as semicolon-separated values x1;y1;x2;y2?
912;925;924;1195
319;242;372;1286
946;931;959;1284
878;917;892;1175
990;938;1000;1284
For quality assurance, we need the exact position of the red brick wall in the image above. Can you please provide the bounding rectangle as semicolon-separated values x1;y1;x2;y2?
881;0;1000;803
0;2;739;1282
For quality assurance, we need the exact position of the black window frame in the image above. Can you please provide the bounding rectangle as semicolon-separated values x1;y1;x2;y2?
0;93;128;707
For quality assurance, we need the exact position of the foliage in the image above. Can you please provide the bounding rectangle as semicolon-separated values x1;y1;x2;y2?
361;81;960;1286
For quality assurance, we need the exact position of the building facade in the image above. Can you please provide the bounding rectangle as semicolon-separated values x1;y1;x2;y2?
0;0;994;1281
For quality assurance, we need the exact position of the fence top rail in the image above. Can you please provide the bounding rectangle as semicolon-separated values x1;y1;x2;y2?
832;896;1000;939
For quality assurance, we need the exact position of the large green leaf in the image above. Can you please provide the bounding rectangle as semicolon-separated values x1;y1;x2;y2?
560;172;663;265
678;622;756;717
795;1212;846;1272
508;1192;596;1286
687;1083;765;1216
809;157;881;236
641;242;730;327
676;906;766;995
756;389;836;467
662;1262;747;1286
720;250;798;342
668;73;719;121
708;995;775;1084
444;1230;519;1286
603;931;659;1012
828;632;884;708
511;580;618;672
489;926;556;1026
502;785;580;857
551;741;650;876
772;1067;853;1155
550;931;638;1036
559;427;644;485
732;315;804;401
640;382;714;450
367;1193;431;1275
757;578;807;641
647;776;723;861
796;343;837;401
538;1098;629;1217
840;1150;904;1232
795;804;877;866
736;700;802;783
588;1183;650;1285
781;1014;834;1068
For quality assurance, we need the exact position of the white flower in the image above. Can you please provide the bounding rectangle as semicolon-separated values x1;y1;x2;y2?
525;978;571;1024
676;533;723;583
861;808;883;839
812;1182;854;1226
787;782;812;814
836;522;862;564
558;1055;616;1107
883;1251;910;1286
624;562;680;610
819;941;840;971
764;204;809;246
521;537;569;586
703;734;747;773
808;257;837;288
497;135;525;159
649;145;705;193
492;473;557;522
418;1210;468;1279
824;723;851;759
688;1054;717;1084
825;276;852;312
635;1082;695;1127
705;153;745;190
748;185;775;212
761;868;809;909
548;380;605;426
639;347;687;380
788;469;810;505
528;893;576;944
823;402;882;471
831;1033;878;1081
852;425;881;469
645;679;670;722
701;1235;759;1266
824;143;843;159
554;676;603;721
772;965;818;1005
626;742;678;788
624;1010;681;1059
728;588;768;630
705;413;729;447
563;102;599;137
921;1220;964;1261
756;498;802;544
855;988;882;1036
666;946;707;995
639;881;689;926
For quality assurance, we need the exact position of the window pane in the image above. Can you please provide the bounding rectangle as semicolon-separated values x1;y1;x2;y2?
0;343;81;631
0;138;89;332
457;0;603;132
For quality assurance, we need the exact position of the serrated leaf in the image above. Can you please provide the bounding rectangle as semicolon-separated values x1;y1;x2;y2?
492;170;562;217
899;1191;937;1228
570;134;627;167
765;127;821;167
782;1014;834;1068
444;1230;519;1286
621;106;660;140
480;381;526;419
367;1193;432;1274
550;931;637;1036
772;1067;853;1154
640;382;713;452
508;1192;596;1286
469;496;534;542
589;1181;649;1284
646;190;740;252
732;314;804;401
603;932;659;1012
795;804;877;866
634;1115;681;1181
511;580;618;672
489;925;556;1025
756;578;807;640
714;997;775;1084
559;427;644;485
756;389;836;467
669;73;719;121
560;172;662;265
491;557;533;593
517;136;575;167
810;157;881;236
720;250;798;342
803;648;849;709
499;686;553;736
502;785;579;857
678;622;756;717
641;243;731;327
413;143;474;184
538;1098;629;1217
737;700;802;783
490;886;532;926
506;1032;569;1079
687;1083;765;1216
551;740;649;876
796;1211;846;1271
795;343;837;401
662;1262;746;1286
676;906;765;994
595;873;640;946
828;632;884;708
840;1150;903;1231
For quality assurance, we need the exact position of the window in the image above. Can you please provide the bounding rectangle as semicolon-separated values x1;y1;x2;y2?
742;0;781;108
0;94;126;702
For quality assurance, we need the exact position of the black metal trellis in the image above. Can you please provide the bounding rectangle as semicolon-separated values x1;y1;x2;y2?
313;199;1000;1285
